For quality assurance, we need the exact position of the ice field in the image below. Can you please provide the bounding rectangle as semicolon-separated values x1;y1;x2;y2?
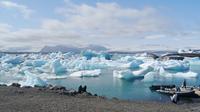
1;50;200;101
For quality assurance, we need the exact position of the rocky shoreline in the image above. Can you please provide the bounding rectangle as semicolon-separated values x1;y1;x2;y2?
0;83;199;112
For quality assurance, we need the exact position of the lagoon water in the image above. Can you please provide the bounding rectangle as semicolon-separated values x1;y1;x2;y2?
49;68;200;102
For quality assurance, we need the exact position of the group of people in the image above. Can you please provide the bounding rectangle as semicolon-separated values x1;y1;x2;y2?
78;85;87;93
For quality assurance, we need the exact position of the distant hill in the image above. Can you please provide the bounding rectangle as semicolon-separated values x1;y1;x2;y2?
40;45;108;53
83;45;108;51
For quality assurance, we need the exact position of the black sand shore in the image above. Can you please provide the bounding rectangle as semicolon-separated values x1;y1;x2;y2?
0;85;198;112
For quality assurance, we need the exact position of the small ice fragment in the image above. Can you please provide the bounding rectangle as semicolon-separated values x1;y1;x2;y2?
69;69;101;77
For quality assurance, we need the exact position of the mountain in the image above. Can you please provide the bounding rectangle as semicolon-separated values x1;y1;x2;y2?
40;44;108;53
83;44;108;51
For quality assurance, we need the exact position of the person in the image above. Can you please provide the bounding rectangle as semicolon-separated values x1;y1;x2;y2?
176;87;180;92
78;85;83;93
82;85;87;92
182;79;186;88
170;94;179;104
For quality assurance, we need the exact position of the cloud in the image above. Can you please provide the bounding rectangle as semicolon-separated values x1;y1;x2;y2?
145;34;166;39
0;23;11;33
1;0;196;51
0;1;34;18
54;2;169;39
0;1;171;51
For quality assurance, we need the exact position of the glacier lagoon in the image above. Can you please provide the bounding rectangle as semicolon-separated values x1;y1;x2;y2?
1;50;200;102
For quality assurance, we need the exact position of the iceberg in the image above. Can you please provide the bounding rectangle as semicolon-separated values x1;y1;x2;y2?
120;56;137;62
113;70;134;80
99;52;112;60
32;60;47;67
160;68;198;78
162;71;198;78
81;50;97;60
69;69;101;77
113;70;144;80
24;60;47;67
66;57;108;71
39;73;69;80
143;72;158;82
120;60;143;70
185;58;200;73
132;66;153;76
51;59;67;75
4;56;24;65
163;60;189;72
19;71;47;87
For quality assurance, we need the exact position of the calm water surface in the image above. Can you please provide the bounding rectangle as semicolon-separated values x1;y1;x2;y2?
48;68;200;102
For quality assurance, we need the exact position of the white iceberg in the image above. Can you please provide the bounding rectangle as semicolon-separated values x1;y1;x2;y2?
4;56;24;65
143;72;158;82
185;58;200;73
66;57;108;71
163;60;189;71
69;69;101;77
160;68;198;78
24;60;47;67
51;59;67;75
32;60;47;67
113;70;134;80
113;70;144;80
120;60;143;70
81;50;97;60
120;56;137;62
132;66;153;76
19;71;47;87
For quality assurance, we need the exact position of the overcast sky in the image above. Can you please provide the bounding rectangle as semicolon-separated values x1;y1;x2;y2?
0;0;200;51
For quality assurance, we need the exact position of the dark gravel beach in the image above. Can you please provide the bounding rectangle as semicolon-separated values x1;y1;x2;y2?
0;85;198;112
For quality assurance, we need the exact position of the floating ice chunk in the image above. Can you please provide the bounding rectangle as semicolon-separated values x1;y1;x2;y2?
163;71;198;78
120;60;143;70
113;70;144;80
69;69;101;77
132;66;153;76
1;63;13;70
120;56;137;62
158;66;198;78
185;58;200;73
0;53;5;58
81;50;97;60
143;72;158;82
66;57;108;71
113;70;134;80
52;59;67;75
163;60;189;72
5;56;24;65
99;52;112;60
39;73;69;80
24;60;47;67
20;71;47;87
32;60;47;67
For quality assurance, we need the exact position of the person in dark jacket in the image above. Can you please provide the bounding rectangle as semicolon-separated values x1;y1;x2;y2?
182;79;186;88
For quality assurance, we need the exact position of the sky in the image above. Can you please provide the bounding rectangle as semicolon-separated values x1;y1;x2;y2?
0;0;200;51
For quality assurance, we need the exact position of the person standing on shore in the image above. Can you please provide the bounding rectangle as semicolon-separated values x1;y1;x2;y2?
182;79;186;88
